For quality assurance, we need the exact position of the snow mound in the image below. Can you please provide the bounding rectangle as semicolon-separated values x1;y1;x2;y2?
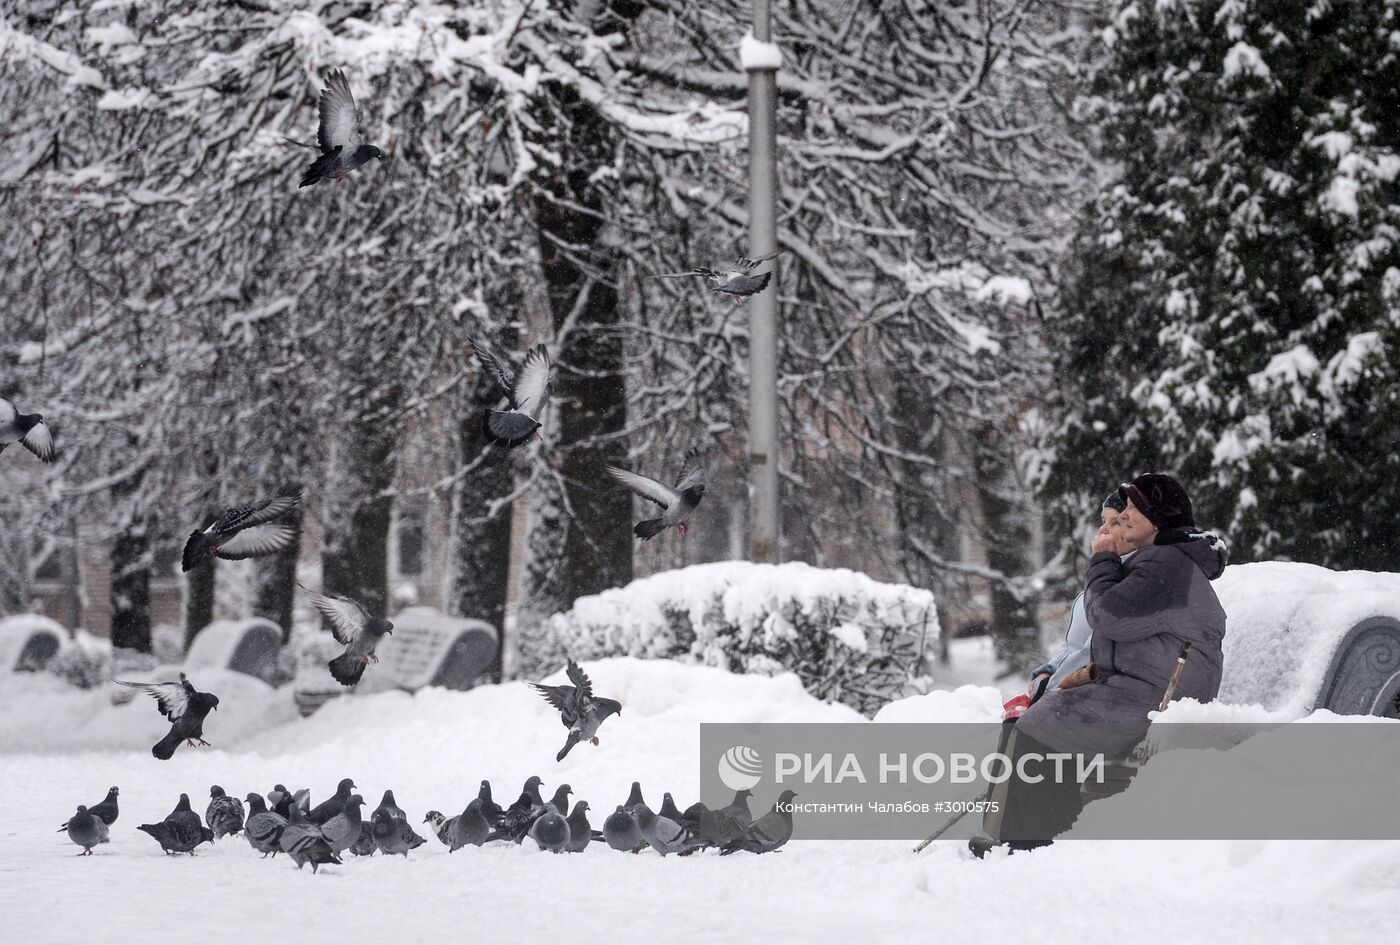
873;684;1004;724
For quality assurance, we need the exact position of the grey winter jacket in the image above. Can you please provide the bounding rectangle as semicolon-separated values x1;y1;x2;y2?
1017;529;1228;757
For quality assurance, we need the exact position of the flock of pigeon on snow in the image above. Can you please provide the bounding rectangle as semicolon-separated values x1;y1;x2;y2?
60;776;799;866
14;67;794;864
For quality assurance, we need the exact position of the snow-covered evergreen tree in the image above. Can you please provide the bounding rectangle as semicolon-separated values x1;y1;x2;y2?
1044;0;1400;569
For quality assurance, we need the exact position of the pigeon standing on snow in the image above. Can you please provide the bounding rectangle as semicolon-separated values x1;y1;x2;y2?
0;396;55;462
65;806;110;855
294;69;384;188
372;810;421;857
181;486;301;572
565;801;592;853
528;659;623;761
623;781;646;815
424;810;455;847
489;776;546;843
451;799;491;849
720;789;798;855
602;805;643;853
721;788;754;829
319;794;366;856
529;809;570;854
244;794;287;857
655;249;783;303
350;822;378;857
113;672;219;760
372;789;407;824
546;784;573;816
206;785;245;839
279;805;341;873
634;803;701;856
466;336;551;448
58;787;118;832
138;794;213;855
308;778;357;825
605;450;706;540
476;780;503;826
300;584;393;686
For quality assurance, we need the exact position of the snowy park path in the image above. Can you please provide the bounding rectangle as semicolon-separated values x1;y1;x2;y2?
7;659;1397;944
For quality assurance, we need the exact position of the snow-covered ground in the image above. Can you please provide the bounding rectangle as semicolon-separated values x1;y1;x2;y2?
6;656;1397;945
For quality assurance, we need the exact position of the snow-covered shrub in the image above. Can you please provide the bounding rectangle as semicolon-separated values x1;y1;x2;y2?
46;629;111;689
543;562;939;715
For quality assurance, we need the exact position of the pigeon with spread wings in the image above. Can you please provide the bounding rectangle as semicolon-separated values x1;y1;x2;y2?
295;69;384;187
181;486;301;572
528;659;623;762
466;336;552;448
656;249;783;303
113;672;220;760
0;396;55;463
299;583;393;686
605;450;706;540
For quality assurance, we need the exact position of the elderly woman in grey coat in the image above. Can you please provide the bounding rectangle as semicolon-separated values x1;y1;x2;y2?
988;472;1229;851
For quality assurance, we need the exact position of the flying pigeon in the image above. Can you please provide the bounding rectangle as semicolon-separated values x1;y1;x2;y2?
605;450;705;540
244;794;287;858
138;793;213;855
280;805;341;872
299;583;393;686
466;336;551;448
602;805;643;853
65;806;110;855
181;486;301;572
720;789;798;855
0;396;55;463
319;794;366;856
58;787;118;832
295;69;384;188
529;810;570;854
308;778;357;825
528;659;623;761
206;785;245;839
655;249;783;303
565;801;592;853
634;803;702;856
113;672;219;760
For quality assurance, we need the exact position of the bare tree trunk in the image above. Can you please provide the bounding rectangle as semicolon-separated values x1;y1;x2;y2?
183;556;215;648
447;372;515;681
252;492;302;643
973;424;1040;674
514;470;567;679
110;477;152;655
321;417;396;618
532;86;632;606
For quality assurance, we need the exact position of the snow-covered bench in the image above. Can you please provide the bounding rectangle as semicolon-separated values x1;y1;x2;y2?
1216;562;1400;718
292;607;498;716
184;618;285;683
0;614;65;672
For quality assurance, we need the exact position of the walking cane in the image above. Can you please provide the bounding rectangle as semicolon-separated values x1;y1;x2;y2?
1158;642;1193;712
912;674;1052;853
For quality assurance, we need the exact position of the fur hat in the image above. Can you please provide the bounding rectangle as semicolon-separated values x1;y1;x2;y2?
1118;473;1194;530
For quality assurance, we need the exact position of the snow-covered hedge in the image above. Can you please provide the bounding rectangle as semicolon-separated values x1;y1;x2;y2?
541;561;939;715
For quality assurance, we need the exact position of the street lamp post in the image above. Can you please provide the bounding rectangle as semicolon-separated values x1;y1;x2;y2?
746;0;781;564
